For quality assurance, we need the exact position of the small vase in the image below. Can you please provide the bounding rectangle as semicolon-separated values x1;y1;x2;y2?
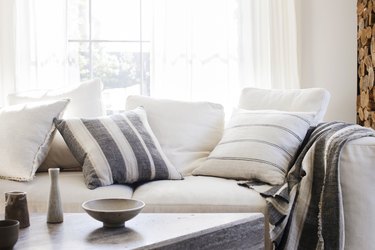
47;168;63;223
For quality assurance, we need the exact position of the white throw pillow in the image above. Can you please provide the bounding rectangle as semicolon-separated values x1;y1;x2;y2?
192;109;315;185
0;99;70;181
7;79;105;171
55;107;182;189
126;95;225;175
238;87;330;125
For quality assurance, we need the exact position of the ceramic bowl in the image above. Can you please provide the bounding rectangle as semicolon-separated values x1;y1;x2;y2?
82;198;145;228
0;219;19;249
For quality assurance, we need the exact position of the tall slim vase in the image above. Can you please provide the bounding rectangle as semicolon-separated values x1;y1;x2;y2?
47;168;63;223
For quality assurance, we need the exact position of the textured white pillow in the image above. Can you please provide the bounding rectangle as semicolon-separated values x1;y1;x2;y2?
126;95;225;175
0;99;69;181
7;79;104;171
238;88;330;125
193;109;315;185
55;107;182;189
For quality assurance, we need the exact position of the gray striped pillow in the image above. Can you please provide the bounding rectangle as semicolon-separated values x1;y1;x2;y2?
55;107;182;189
192;109;315;185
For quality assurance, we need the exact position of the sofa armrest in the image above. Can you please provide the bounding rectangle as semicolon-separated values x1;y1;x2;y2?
340;136;375;249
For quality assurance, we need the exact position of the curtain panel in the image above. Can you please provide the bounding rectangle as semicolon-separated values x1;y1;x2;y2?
0;0;16;106
0;0;299;109
150;0;300;109
0;0;69;107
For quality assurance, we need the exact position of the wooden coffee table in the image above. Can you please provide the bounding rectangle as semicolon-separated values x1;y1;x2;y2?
13;213;264;249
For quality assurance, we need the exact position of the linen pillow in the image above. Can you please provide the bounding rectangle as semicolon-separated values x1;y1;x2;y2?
126;95;225;175
0;99;70;181
55;107;182;189
238;87;330;125
7;79;105;171
192;109;315;185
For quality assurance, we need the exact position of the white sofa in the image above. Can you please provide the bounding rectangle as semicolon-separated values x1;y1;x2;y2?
1;84;374;250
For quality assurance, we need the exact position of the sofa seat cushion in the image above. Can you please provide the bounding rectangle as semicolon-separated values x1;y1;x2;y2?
132;176;267;214
132;176;270;248
0;172;133;213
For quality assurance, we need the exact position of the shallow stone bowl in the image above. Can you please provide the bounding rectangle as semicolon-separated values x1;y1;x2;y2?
82;198;145;228
0;219;19;249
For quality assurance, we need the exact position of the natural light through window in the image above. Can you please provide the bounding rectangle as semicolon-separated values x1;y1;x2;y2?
66;0;299;114
67;0;151;114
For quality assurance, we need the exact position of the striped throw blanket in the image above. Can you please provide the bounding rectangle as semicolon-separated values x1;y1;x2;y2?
239;122;375;250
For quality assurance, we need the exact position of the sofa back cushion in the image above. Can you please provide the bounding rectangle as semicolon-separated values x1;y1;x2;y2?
126;95;225;175
238;87;330;125
7;79;104;118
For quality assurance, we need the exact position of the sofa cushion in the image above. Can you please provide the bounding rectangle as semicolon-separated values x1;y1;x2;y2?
55;107;182;189
238;87;330;125
132;176;267;213
0;172;133;212
7;79;105;171
126;95;225;175
0;99;69;181
192;109;315;185
7;79;104;118
133;175;270;248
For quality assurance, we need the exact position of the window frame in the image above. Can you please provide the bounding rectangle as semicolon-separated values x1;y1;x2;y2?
66;0;150;95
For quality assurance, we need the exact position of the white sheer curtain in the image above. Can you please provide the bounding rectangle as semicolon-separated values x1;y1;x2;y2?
0;0;16;106
151;0;240;107
0;0;299;108
150;0;300;108
240;0;300;89
0;0;69;106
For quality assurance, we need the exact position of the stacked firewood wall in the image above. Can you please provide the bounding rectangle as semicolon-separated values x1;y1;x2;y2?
357;0;375;128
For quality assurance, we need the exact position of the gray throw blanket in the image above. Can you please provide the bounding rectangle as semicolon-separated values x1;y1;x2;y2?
239;122;375;250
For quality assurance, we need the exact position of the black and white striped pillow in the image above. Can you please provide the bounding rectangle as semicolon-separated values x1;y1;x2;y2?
192;109;315;185
55;107;182;189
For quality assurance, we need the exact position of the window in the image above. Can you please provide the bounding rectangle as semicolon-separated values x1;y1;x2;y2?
67;0;151;113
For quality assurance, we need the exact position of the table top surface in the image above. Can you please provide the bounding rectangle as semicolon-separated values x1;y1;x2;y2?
11;213;264;250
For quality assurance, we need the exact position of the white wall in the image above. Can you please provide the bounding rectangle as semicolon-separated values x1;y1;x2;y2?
298;0;357;123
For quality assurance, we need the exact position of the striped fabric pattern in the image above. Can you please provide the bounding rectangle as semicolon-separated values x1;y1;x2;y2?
193;109;315;185
239;122;375;250
55;107;182;189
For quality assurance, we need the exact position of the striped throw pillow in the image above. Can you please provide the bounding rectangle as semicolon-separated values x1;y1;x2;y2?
55;107;182;189
192;109;315;185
